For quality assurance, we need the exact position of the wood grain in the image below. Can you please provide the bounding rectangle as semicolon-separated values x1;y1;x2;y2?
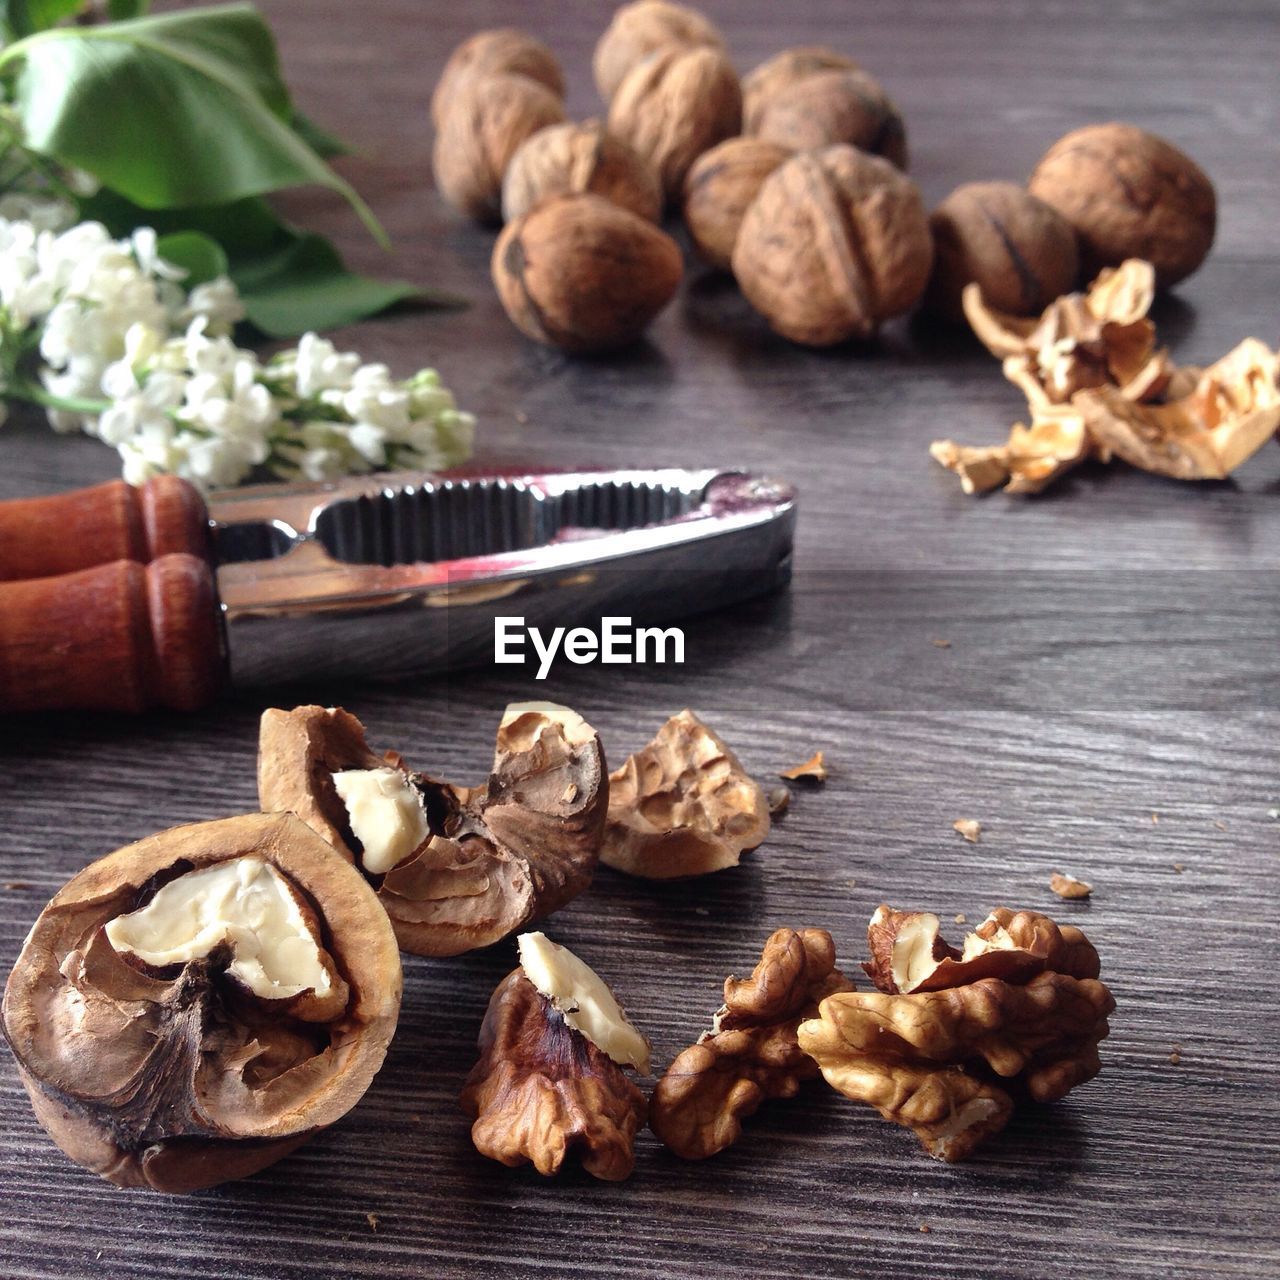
2;1;1279;1277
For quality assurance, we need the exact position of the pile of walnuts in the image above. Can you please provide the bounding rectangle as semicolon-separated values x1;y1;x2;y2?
431;1;1217;353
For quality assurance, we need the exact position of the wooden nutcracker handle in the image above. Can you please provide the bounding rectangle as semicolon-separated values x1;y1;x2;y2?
0;476;212;581
0;554;225;713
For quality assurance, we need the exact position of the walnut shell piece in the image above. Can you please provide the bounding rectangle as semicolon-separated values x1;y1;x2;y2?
1;812;401;1192
592;0;725;102
432;72;567;224
753;68;908;169
682;136;792;270
606;44;742;202
741;46;859;134
1028;122;1216;287
798;906;1114;1162
925;181;1080;323
257;701;607;957
430;28;564;126
732;145;934;346
930;408;1093;496
460;934;650;1180
502;119;662;224
601;709;770;879
650;928;853;1159
492;193;683;352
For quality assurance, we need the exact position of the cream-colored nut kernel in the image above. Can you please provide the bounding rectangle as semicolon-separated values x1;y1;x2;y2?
332;768;430;876
517;931;651;1072
105;856;334;1001
500;701;595;748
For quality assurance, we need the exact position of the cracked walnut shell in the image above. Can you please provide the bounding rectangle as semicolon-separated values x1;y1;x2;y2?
601;709;770;879
650;928;853;1159
1029;122;1216;287
2;813;401;1192
257;701;606;957
606;44;742;202
798;906;1114;1161
461;933;650;1180
502;119;662;224
592;0;725;102
732;145;933;346
493;193;683;352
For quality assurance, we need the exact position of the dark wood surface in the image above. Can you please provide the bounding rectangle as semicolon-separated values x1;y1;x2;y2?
2;2;1278;1277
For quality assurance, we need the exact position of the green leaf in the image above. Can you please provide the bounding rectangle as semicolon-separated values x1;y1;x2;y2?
155;229;227;285
0;4;387;244
78;189;466;338
291;111;350;159
2;0;84;39
106;0;150;18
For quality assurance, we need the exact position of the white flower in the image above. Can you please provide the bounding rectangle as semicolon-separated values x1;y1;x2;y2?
288;331;361;397
181;276;245;334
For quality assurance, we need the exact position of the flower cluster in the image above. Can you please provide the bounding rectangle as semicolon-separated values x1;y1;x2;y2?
0;206;475;489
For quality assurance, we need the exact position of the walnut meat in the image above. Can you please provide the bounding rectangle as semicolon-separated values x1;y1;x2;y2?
650;928;853;1159
607;44;742;202
592;0;725;102
1028;122;1216;287
2;813;401;1192
682;136;792;270
430;28;564;126
925;181;1080;322
753;69;907;169
502;119;662;224
741;46;859;134
601;709;771;879
492;193;683;352
432;72;566;224
732;145;933;346
257;701;607;957
461;932;650;1180
798;906;1114;1161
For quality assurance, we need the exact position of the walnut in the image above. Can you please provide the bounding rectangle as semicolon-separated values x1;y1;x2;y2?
650;928;853;1159
432;72;566;224
682;136;792;270
492;193;683;352
798;906;1114;1161
741;46;859;134
502;119;662;223
753;69;907;169
461;932;650;1180
430;28;564;126
925;181;1080;323
600;709;770;879
1028;122;1216;287
1;813;401;1191
257;701;606;957
606;44;742;202
732;146;933;346
1073;337;1280;481
592;0;725;102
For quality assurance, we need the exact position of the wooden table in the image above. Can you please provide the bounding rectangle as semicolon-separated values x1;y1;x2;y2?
1;2;1277;1277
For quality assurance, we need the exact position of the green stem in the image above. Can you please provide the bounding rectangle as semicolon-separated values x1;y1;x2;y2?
12;381;107;416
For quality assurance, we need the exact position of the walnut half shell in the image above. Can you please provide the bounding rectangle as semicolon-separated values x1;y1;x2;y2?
1;813;401;1192
257;701;607;957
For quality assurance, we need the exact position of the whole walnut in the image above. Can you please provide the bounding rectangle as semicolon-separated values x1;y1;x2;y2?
754;68;907;169
502;120;662;224
1028;122;1216;287
433;72;566;224
682;136;791;270
741;46;859;134
732;145;934;346
607;44;742;202
492;193;683;352
431;28;564;126
592;0;724;102
925;181;1080;322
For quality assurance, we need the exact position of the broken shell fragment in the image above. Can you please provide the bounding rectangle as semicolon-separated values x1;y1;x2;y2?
461;933;651;1180
1050;872;1093;899
780;751;827;783
2;813;401;1192
650;927;853;1159
601;709;770;879
258;702;607;956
